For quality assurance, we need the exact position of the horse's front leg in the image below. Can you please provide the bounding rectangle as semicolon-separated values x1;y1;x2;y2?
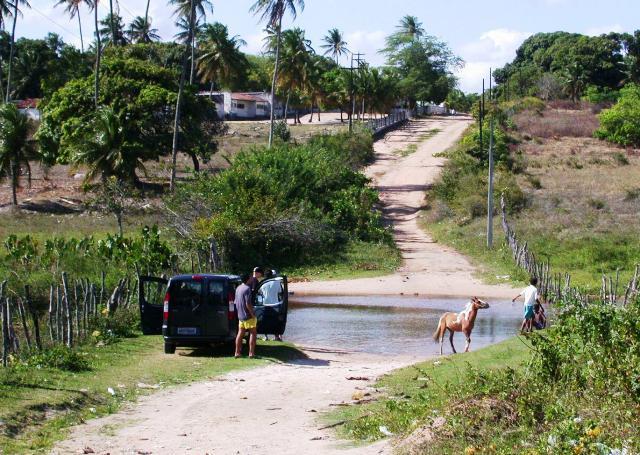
464;330;471;352
449;329;457;354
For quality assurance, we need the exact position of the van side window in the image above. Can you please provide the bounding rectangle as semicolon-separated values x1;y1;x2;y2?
208;280;225;306
170;281;202;306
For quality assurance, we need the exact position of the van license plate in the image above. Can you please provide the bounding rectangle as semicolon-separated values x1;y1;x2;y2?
177;327;198;335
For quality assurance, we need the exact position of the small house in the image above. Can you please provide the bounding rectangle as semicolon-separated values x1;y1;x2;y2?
198;91;282;120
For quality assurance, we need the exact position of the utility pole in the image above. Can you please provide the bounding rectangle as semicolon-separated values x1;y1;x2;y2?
479;78;484;159
487;68;495;249
348;52;365;133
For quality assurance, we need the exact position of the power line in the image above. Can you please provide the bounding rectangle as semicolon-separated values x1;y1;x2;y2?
29;4;81;40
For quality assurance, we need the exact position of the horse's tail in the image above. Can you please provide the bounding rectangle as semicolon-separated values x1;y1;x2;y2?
432;316;444;341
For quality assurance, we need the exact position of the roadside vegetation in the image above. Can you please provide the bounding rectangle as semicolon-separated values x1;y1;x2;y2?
331;296;640;453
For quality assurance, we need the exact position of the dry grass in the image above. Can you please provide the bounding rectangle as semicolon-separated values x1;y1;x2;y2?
516;136;640;236
513;108;600;139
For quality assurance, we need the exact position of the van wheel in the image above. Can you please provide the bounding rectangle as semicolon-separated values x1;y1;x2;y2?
164;342;176;354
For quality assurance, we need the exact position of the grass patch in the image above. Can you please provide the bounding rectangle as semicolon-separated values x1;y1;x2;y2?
0;335;304;453
328;337;529;442
397;129;441;157
424;215;640;291
286;240;401;281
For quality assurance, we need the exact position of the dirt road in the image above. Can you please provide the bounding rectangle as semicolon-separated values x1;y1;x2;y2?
52;347;418;455
291;116;519;299
53;117;518;455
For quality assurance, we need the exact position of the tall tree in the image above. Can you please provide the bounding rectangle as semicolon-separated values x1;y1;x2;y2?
99;13;128;45
169;0;196;190
265;27;313;122
54;0;86;52
92;0;100;108
69;106;144;185
321;28;348;64
197;22;248;92
383;14;424;52
5;0;30;102
126;15;161;43
0;104;35;206
250;0;305;147
170;0;212;84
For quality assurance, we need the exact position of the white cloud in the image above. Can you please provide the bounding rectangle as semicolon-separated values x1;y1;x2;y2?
244;30;269;55
455;28;532;93
343;30;387;67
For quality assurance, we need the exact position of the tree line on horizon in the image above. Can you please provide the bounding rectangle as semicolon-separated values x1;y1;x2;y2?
0;0;464;205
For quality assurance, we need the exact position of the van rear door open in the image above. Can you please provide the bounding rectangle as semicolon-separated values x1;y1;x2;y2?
138;276;168;335
254;276;288;335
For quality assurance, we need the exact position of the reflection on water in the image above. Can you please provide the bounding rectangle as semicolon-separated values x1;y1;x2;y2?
286;296;523;357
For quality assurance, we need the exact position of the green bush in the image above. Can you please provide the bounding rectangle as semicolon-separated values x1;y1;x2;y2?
582;85;620;104
24;346;90;372
272;120;291;143
167;131;389;271
596;84;640;147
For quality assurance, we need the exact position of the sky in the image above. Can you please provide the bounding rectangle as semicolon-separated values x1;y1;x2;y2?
21;0;639;93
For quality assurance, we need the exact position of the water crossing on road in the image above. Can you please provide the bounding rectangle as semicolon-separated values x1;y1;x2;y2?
287;296;523;357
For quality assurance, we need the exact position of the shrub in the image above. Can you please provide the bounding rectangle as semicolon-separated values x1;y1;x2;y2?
24;346;90;372
272;120;291;143
612;151;630;166
91;307;140;344
596;84;640;147
167;130;388;271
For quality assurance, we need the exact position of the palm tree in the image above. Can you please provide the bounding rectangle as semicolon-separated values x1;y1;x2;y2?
69;107;144;185
99;13;128;45
321;28;348;65
54;0;86;52
91;0;100;108
0;0;15;30
250;0;305;147
384;14;425;53
169;0;196;191
197;22;248;93
5;0;30;102
265;28;313;123
126;15;161;43
170;0;212;84
0;103;35;206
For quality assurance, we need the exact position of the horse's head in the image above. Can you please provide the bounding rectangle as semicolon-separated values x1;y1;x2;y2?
472;297;490;309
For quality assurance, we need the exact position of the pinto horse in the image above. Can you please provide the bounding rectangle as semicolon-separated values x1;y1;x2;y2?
432;297;490;355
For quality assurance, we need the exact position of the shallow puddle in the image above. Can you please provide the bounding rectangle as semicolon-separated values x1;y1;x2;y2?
286;295;524;357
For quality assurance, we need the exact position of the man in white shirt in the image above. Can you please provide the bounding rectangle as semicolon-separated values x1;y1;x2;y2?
512;277;540;333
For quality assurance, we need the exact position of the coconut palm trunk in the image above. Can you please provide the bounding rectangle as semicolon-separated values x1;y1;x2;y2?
77;11;84;52
170;0;195;191
268;14;283;147
144;0;150;28
94;1;101;107
108;0;116;44
10;160;17;206
5;1;18;102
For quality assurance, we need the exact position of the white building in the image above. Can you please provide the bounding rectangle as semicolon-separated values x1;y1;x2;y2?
198;91;282;120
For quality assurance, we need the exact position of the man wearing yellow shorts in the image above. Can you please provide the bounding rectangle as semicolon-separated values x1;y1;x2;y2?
234;274;258;358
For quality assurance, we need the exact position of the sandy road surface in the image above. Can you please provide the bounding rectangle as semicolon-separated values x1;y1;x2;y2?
52;348;418;455
291;116;519;299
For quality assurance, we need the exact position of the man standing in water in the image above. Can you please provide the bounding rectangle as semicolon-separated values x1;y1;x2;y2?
234;274;258;358
512;277;540;333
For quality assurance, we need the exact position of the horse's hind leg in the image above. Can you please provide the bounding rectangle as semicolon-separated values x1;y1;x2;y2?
464;334;471;352
448;329;457;354
439;328;445;356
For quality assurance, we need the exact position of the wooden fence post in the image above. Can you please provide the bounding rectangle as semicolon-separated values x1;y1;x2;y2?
24;285;42;351
2;296;8;366
16;297;32;351
62;272;72;347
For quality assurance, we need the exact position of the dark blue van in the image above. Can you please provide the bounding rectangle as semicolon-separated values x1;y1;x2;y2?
139;274;288;354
